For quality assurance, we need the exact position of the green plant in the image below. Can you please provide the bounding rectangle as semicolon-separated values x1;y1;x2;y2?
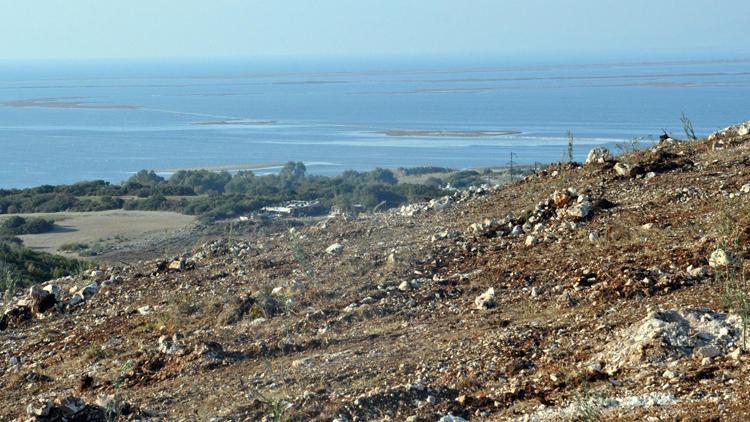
721;264;750;351
566;130;575;163
289;231;314;279
0;262;17;312
680;112;698;141
567;380;603;421
84;341;103;361
113;359;135;390
59;242;89;252
239;378;291;422
105;360;135;422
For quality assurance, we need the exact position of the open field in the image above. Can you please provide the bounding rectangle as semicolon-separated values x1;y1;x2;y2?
10;210;196;256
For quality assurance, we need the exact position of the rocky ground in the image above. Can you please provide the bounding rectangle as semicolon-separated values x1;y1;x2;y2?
3;120;750;421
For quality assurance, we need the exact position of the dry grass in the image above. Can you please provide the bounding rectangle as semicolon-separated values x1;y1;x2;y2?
14;210;195;256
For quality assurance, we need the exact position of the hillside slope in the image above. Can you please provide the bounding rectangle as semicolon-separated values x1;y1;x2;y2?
3;121;750;421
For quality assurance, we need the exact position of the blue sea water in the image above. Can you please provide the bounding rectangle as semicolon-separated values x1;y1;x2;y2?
0;56;748;188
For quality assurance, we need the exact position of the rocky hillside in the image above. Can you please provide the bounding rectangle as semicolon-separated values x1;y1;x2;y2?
3;120;750;421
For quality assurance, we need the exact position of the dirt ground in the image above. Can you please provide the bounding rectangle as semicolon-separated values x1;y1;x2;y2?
13;210;196;256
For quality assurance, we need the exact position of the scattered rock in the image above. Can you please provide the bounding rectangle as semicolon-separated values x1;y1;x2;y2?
585;147;613;165
475;288;496;310
159;333;187;355
29;285;56;315
26;398;52;417
709;249;733;268
600;308;741;372
566;201;592;219
614;162;634;177
687;265;709;279
78;282;98;300
326;243;344;255
168;258;186;272
552;190;573;208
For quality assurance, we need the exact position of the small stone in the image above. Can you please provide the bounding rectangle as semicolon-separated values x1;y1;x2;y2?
475;287;496;310
510;225;523;237
399;281;412;291
42;284;62;300
696;345;721;359
78;282;98;300
26;398;52;416
566;201;591;219
68;294;84;307
59;396;86;414
662;370;679;380
614;162;633;177
687;265;709;279
709;249;733;268
525;235;539;246
589;231;599;242
730;348;743;360
439;416;469;422
552;190;573;208
168;259;185;271
137;305;153;315
326;243;344;255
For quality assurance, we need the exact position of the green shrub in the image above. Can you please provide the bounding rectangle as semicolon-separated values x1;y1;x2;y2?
0;216;54;235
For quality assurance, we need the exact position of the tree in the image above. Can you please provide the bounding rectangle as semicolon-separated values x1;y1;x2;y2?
280;161;306;179
369;168;398;185
126;170;165;187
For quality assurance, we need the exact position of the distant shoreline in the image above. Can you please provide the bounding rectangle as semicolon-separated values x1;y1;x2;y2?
153;162;286;173
378;129;521;137
190;119;278;126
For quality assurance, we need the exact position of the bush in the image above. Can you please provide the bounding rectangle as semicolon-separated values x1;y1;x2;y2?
0;240;82;285
446;170;483;188
0;216;54;235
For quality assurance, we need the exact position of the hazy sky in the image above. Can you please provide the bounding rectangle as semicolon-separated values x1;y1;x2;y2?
1;0;748;61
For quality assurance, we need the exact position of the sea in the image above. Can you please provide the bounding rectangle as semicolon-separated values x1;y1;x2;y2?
0;56;749;188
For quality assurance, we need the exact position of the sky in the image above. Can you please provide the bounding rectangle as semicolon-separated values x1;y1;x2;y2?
1;0;749;61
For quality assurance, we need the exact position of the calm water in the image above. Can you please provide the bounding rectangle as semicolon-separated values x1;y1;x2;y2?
1;57;749;188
